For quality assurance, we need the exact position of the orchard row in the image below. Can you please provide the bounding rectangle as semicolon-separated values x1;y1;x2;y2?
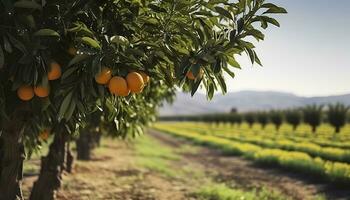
160;104;350;133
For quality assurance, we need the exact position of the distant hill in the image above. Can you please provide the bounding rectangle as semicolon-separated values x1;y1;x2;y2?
159;91;350;116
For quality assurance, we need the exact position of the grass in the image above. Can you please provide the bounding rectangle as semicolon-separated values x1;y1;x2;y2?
133;134;294;200
194;183;290;200
134;135;180;177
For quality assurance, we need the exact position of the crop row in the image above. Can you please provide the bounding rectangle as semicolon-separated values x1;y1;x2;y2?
154;123;350;183
183;122;350;149
164;124;350;163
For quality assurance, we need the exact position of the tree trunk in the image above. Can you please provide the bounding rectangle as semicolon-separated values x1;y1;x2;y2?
312;126;317;133
335;126;340;133
0;133;25;200
0;107;29;200
292;125;297;131
65;142;74;173
30;131;68;200
76;130;93;160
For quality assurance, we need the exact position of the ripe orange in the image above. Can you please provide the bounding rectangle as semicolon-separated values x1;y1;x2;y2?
186;71;196;80
108;76;130;97
186;69;203;80
68;47;77;56
126;72;144;93
140;72;150;84
17;85;34;101
95;67;112;85
48;61;62;80
39;130;50;140
34;85;50;98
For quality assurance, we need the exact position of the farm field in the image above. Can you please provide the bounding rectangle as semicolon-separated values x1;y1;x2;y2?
22;131;303;200
153;122;350;199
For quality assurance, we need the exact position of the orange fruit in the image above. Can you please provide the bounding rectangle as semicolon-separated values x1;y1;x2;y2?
39;130;50;140
17;85;34;101
140;72;150;84
68;47;77;56
186;69;203;80
34;85;50;98
95;67;112;85
48;62;62;80
108;76;130;97
126;72;144;93
186;71;196;80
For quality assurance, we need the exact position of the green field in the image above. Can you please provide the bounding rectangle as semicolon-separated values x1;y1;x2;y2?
154;122;350;183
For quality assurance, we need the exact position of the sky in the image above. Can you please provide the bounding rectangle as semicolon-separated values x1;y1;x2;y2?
226;0;350;97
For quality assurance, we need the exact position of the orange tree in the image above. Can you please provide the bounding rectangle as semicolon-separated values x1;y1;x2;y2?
0;0;286;199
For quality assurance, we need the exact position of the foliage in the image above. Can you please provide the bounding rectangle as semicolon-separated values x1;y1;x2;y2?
303;105;324;133
155;122;350;183
244;112;256;128
285;109;302;131
327;103;350;133
257;111;269;129
195;183;288;200
0;0;286;151
269;110;283;131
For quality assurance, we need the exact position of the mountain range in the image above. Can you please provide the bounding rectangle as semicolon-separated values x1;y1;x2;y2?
159;91;350;116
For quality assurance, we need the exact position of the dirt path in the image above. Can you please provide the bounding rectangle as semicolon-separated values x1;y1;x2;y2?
23;141;191;200
148;129;350;200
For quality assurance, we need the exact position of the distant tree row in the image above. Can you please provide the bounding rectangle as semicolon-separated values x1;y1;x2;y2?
159;103;350;133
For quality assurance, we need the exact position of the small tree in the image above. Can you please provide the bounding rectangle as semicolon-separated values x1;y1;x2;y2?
244;112;256;128
270;110;284;131
285;109;302;131
257;112;269;129
302;104;324;133
0;0;286;198
327;103;350;133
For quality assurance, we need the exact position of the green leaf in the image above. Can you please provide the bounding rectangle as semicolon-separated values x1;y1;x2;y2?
149;4;167;13
3;36;12;53
68;54;90;67
191;79;202;96
61;66;78;79
58;92;73;121
245;29;265;40
14;0;42;10
227;56;240;68
110;36;129;46
216;74;227;94
64;98;77;120
214;6;233;20
262;3;287;14
80;37;101;49
0;46;4;69
223;66;235;78
34;29;60;37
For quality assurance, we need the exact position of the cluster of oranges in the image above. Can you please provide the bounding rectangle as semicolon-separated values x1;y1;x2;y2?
17;61;62;101
94;68;150;97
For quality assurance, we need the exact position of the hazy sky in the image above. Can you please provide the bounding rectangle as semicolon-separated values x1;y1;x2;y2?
226;0;350;97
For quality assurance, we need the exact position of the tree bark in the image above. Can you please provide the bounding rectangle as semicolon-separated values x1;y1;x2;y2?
29;130;68;200
335;126;340;133
0;133;25;200
312;126;317;133
0;107;29;200
76;129;94;160
65;142;74;173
